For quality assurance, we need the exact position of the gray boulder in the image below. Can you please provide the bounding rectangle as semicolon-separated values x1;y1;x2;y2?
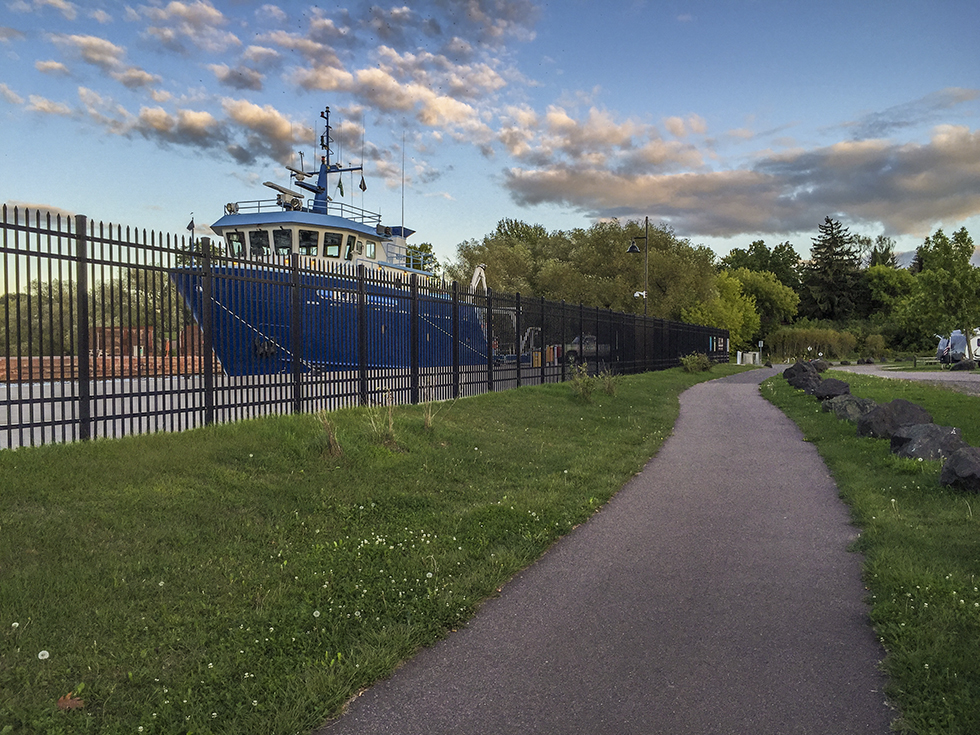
951;359;977;371
811;358;831;372
813;378;850;400
940;447;980;493
856;399;933;439
782;361;818;381
783;362;822;393
891;423;968;461
822;394;877;423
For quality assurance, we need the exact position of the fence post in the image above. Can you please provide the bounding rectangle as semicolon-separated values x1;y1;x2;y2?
410;273;419;404
201;237;215;426
540;295;546;385
357;264;368;406
560;300;566;382
452;281;460;399
74;214;91;441
515;292;522;388
486;288;494;393
290;251;303;414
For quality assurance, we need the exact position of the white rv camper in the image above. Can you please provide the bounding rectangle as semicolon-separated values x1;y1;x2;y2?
936;329;980;363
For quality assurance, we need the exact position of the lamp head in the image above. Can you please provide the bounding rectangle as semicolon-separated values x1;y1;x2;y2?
626;240;641;254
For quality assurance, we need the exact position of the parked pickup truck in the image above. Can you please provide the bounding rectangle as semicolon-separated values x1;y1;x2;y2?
564;335;610;364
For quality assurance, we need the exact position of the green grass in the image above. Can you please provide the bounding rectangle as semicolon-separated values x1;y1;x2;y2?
0;364;748;735
763;372;980;734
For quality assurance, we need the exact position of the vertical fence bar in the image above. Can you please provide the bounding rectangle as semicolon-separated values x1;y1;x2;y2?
357;264;368;406
452;281;460;399
559;300;566;382
290;251;303;414
410;273;419;404
515;292;522;388
486;288;494;393
201;237;215;426
74;215;91;441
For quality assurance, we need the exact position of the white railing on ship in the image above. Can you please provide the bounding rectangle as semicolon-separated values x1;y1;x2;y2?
231;199;383;226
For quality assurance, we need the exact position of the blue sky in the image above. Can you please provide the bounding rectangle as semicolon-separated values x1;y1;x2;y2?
2;0;979;266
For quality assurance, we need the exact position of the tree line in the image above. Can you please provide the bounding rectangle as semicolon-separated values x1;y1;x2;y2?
426;216;979;357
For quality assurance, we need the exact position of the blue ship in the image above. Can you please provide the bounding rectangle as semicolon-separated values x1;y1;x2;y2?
171;105;489;376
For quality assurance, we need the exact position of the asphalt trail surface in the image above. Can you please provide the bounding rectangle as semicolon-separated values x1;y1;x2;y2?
317;368;893;734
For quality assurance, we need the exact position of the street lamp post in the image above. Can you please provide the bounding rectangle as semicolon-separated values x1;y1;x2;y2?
626;215;649;316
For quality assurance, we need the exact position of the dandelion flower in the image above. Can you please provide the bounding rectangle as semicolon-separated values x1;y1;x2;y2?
11;622;18;629
313;610;320;618
426;572;433;578
38;650;50;660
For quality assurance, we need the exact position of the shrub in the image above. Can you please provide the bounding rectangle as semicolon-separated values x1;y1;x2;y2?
568;363;597;401
679;352;713;373
864;334;886;359
768;326;858;360
599;369;618;396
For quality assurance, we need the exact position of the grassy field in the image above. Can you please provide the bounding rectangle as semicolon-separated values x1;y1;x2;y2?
763;370;980;735
1;364;748;735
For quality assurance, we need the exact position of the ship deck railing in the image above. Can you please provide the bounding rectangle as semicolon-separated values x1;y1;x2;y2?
232;199;383;227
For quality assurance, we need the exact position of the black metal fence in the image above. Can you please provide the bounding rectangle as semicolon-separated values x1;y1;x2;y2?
1;206;729;450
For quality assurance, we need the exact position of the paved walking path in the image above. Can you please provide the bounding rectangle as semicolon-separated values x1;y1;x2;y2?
833;362;980;395
316;368;893;734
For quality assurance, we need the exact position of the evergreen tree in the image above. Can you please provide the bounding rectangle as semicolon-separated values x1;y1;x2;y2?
802;217;863;321
867;235;899;268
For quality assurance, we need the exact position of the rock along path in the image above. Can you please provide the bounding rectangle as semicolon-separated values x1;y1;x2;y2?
316;368;893;735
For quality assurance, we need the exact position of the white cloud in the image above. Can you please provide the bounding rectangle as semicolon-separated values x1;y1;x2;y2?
208;63;263;91
35;59;70;75
242;45;280;68
32;0;77;20
49;33;126;70
503;122;980;239
110;66;162;89
141;0;240;53
0;26;27;43
257;4;286;23
27;94;72;115
0;83;25;104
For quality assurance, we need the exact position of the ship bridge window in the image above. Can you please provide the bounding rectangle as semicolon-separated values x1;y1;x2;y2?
365;241;376;259
344;234;357;261
273;229;292;256
249;230;270;257
226;231;246;258
323;232;342;258
298;229;319;257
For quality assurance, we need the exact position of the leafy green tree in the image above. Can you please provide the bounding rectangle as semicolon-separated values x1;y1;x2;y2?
681;270;760;350
728;268;798;341
445;218;717;320
720;239;802;291
897;227;980;351
405;241;440;274
801;217;864;321
866;265;915;315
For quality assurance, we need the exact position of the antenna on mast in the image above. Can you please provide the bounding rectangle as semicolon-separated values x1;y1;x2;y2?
401;129;405;232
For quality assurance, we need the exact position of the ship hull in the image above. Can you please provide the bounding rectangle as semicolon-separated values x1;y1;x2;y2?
170;266;488;376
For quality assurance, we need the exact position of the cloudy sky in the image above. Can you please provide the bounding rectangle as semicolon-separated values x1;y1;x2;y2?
2;0;979;264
